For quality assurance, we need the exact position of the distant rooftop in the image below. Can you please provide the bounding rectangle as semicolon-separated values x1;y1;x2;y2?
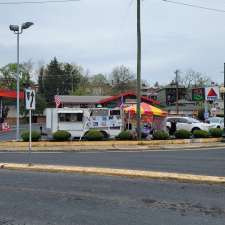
59;95;110;104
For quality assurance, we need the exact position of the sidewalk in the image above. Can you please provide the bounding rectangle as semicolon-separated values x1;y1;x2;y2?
0;138;224;151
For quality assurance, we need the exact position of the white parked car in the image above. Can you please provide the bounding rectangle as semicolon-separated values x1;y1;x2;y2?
166;116;213;133
206;117;224;129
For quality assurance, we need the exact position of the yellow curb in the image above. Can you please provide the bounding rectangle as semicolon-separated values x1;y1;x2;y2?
0;138;222;148
1;163;225;185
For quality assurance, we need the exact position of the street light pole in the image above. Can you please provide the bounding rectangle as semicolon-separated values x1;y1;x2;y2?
136;0;141;140
16;31;20;141
9;22;34;141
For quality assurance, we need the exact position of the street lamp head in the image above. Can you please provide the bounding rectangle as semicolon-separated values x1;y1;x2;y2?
21;22;34;30
9;25;19;32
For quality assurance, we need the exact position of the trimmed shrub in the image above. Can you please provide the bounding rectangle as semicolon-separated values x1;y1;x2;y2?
209;128;223;138
153;130;169;140
85;129;104;141
193;130;209;138
21;130;41;142
174;129;191;139
117;130;133;140
52;130;71;141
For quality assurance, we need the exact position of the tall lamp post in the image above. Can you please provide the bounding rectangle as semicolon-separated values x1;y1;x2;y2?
9;22;34;141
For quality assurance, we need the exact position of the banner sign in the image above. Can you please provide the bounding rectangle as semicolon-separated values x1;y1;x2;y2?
192;88;205;101
88;115;122;128
205;86;220;101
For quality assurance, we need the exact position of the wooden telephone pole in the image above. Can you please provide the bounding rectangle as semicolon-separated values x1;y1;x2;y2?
175;70;179;115
136;0;141;140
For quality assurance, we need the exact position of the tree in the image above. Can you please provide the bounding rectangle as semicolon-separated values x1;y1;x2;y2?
110;65;136;94
38;66;45;94
63;63;83;94
41;57;63;105
39;58;85;105
35;94;47;115
88;74;111;95
73;75;90;96
0;63;32;90
178;69;212;88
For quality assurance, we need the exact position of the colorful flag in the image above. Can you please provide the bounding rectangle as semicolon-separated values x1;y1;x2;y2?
120;95;124;108
54;95;61;108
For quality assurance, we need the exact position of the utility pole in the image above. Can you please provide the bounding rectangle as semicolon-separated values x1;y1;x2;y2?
136;0;142;140
223;63;225;135
175;70;179;115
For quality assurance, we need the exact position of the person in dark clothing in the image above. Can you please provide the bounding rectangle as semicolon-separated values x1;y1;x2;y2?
40;124;43;135
170;120;177;135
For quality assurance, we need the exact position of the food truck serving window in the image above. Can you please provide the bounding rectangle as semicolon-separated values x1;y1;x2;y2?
110;110;120;116
59;113;83;122
91;109;108;116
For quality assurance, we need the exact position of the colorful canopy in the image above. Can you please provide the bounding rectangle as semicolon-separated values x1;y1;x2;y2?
124;102;167;117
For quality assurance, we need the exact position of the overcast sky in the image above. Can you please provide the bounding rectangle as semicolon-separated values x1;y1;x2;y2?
1;0;225;85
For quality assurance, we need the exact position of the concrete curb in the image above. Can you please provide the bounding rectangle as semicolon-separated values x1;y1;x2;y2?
0;142;225;152
0;138;222;151
1;163;225;185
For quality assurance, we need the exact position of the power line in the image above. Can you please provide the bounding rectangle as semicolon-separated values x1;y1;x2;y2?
162;0;225;13
0;0;79;5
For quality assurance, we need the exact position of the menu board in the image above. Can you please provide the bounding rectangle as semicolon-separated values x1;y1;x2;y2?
192;88;205;101
89;115;122;128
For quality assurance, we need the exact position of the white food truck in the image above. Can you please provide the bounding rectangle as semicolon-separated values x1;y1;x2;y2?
46;107;123;138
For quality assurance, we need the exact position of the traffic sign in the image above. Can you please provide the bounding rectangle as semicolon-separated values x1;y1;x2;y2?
205;86;220;101
25;89;35;110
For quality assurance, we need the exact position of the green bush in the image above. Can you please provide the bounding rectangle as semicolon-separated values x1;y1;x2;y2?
52;130;71;141
193;130;209;138
153;130;169;140
209;128;223;138
85;129;104;141
21;130;41;142
174;129;191;139
117;130;133;140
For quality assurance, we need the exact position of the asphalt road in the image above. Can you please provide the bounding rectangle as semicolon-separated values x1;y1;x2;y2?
0;148;225;177
0;169;225;225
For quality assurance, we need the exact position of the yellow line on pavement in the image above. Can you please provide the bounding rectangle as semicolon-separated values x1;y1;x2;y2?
0;162;225;185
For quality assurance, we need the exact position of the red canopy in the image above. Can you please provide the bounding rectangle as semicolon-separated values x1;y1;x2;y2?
0;89;24;99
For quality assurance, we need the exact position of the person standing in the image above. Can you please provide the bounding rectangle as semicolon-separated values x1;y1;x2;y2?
170;119;177;135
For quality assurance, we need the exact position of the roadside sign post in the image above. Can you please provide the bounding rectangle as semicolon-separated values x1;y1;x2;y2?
25;89;35;165
29;109;32;152
204;86;220;120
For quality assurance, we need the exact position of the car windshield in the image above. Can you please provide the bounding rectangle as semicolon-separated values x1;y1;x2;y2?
187;118;200;123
